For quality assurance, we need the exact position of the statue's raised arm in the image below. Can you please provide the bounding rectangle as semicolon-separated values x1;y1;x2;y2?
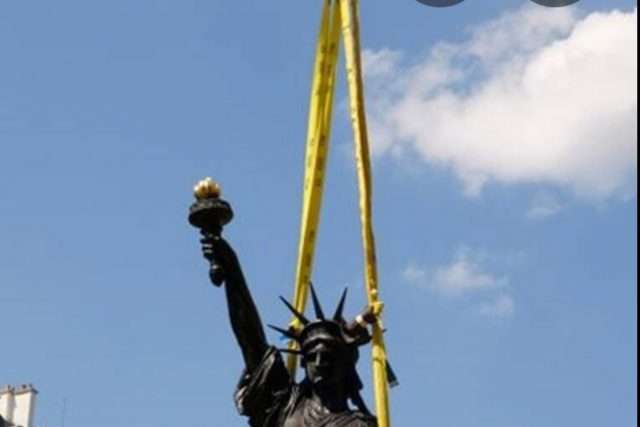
188;178;267;372
200;234;268;372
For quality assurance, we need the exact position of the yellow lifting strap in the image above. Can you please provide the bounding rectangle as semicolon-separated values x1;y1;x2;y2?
287;1;391;426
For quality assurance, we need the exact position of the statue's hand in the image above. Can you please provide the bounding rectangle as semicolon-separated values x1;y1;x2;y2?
200;234;216;262
200;234;240;286
358;306;377;325
200;234;237;264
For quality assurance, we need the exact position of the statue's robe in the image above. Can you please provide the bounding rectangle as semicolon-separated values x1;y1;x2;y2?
234;347;377;427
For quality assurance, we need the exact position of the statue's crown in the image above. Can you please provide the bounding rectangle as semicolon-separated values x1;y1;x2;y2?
270;285;367;358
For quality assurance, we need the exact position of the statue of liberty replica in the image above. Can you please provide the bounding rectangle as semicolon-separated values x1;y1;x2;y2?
188;178;379;427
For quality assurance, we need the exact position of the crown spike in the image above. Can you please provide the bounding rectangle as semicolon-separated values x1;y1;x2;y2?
333;287;349;321
268;324;300;341
279;296;310;325
309;282;326;320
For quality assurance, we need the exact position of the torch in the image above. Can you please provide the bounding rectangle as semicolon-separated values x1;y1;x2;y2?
188;177;234;286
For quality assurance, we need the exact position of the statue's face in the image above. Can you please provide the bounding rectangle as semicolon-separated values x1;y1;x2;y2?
303;340;348;388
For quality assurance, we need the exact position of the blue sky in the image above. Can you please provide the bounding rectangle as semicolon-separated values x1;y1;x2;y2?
0;1;636;426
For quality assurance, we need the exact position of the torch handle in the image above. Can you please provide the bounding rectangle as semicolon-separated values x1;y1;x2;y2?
201;230;226;287
210;262;225;287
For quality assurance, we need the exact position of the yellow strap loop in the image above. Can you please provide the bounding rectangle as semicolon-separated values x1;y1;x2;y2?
339;1;391;425
288;1;392;426
287;0;342;372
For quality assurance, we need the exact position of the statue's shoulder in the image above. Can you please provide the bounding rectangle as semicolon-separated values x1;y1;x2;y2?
328;410;377;427
351;412;377;427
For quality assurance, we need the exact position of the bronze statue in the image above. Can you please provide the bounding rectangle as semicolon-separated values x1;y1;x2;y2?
189;178;378;427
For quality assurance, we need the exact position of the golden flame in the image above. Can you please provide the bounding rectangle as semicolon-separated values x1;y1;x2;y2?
193;177;221;200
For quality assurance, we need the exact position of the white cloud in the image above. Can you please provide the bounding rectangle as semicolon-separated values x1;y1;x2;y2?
432;248;508;297
527;191;565;219
478;294;516;318
364;6;637;201
404;248;517;319
402;263;428;285
404;247;508;298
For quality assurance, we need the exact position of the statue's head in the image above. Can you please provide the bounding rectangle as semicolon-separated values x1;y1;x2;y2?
299;320;356;388
271;286;368;391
